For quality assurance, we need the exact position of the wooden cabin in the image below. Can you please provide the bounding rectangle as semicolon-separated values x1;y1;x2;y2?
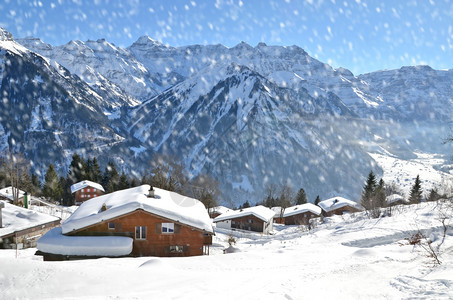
386;194;409;207
37;185;214;260
213;205;274;234
283;203;322;225
208;205;231;219
318;197;363;217
70;180;105;205
271;206;285;224
0;201;60;249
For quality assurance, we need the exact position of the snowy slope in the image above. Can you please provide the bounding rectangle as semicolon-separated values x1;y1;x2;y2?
128;62;374;202
1;201;452;299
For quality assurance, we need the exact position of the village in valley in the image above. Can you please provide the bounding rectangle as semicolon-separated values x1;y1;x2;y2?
2;1;453;297
1;151;453;298
0;151;449;258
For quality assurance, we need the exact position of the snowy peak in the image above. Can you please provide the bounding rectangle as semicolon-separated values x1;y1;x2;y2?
129;35;166;49
0;28;13;41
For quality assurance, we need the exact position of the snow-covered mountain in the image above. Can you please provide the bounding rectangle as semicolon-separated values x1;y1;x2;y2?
128;62;375;201
3;27;453;203
0;28;141;173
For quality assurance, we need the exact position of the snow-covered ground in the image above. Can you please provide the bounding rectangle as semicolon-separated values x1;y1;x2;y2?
1;201;452;299
370;152;453;198
28;203;76;221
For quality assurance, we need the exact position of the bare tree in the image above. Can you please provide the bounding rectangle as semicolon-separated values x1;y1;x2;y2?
263;183;278;207
145;154;188;193
1;151;30;205
188;174;220;211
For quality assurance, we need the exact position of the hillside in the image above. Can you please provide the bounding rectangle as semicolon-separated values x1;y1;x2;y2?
1;201;452;299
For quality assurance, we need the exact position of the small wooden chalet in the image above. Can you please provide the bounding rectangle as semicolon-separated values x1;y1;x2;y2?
318;197;363;217
213;205;274;234
208;205;231;219
0;201;60;249
271;206;285;224
386;194;409;207
70;180;105;205
37;185;214;260
283;203;322;225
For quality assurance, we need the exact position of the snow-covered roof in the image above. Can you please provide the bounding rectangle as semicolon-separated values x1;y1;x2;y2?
283;203;322;218
0;201;60;237
37;227;133;256
318;197;363;213
271;206;283;217
62;185;213;234
0;187;26;201
208;205;231;215
386;194;409;204
70;180;105;194
213;205;275;223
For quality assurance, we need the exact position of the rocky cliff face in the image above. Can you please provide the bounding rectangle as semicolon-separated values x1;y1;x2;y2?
2;27;452;203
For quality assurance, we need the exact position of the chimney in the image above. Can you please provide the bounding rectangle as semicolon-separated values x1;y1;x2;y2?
148;186;155;198
0;202;5;228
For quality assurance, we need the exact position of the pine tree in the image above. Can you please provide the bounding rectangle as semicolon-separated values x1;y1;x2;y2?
295;188;307;205
117;172;130;190
314;195;321;205
427;188;441;202
60;176;74;206
409;175;423;204
241;200;250;208
68;153;86;183
103;162;119;193
31;173;41;196
361;171;377;210
42;164;63;203
130;177;139;187
85;157;103;183
374;178;386;208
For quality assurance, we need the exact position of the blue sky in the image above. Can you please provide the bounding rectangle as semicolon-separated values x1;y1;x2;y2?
1;0;452;75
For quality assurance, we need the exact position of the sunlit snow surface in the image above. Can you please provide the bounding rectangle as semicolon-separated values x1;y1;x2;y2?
369;152;453;197
1;201;452;299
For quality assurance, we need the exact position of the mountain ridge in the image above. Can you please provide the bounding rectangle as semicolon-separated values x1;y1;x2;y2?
2;27;453;204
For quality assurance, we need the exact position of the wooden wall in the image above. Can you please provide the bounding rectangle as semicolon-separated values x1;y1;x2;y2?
324;205;361;217
74;188;104;204
284;211;319;225
230;214;265;233
70;210;212;257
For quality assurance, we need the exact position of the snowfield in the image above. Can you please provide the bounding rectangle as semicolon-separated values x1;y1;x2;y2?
1;201;452;299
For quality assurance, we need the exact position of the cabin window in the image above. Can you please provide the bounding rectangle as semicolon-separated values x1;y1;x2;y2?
169;245;183;253
232;221;236;225
93;188;96;192
135;226;147;240
162;223;174;234
248;219;253;223
108;222;115;230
